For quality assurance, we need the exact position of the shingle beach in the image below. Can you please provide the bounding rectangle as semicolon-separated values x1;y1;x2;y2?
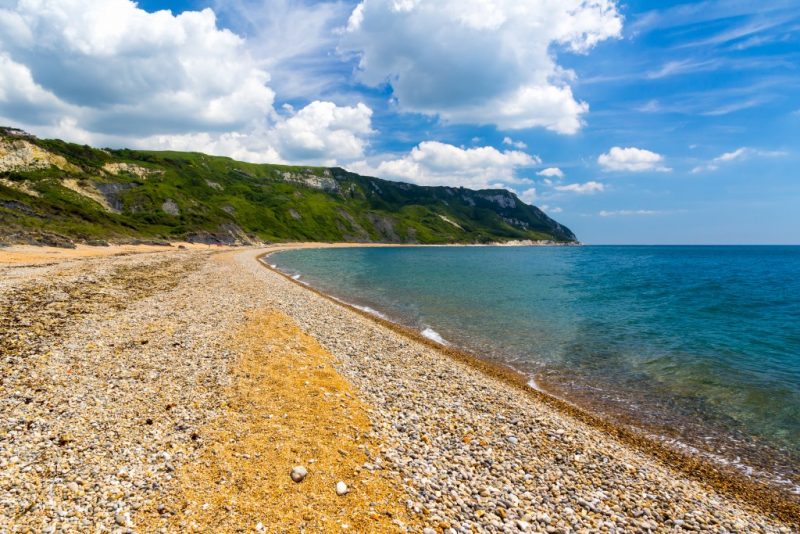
0;245;796;533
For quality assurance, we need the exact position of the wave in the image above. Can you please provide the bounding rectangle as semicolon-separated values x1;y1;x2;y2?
527;377;543;391
421;327;448;345
351;304;389;320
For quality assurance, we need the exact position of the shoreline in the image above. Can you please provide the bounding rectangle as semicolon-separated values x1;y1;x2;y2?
1;242;796;531
259;244;800;526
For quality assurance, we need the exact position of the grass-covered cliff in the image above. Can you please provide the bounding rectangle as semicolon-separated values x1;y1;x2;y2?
0;127;577;246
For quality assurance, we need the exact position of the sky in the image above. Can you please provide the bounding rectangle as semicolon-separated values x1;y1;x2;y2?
0;0;798;244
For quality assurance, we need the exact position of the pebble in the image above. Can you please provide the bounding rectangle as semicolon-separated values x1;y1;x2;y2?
336;481;348;495
290;466;308;483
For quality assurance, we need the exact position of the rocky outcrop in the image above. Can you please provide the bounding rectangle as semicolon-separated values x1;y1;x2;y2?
438;214;463;229
479;192;517;209
102;162;162;179
93;182;140;212
161;199;180;216
280;169;338;192
0;139;80;173
61;179;117;212
0;177;40;197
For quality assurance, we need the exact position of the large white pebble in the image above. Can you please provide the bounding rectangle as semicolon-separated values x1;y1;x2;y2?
290;466;308;482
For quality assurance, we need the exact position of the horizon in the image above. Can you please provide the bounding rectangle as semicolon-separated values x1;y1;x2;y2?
0;0;798;244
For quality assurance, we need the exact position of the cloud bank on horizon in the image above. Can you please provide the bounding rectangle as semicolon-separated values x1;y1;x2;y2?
0;0;798;243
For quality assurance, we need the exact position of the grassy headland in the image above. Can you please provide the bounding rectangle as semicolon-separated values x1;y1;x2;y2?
0;127;576;247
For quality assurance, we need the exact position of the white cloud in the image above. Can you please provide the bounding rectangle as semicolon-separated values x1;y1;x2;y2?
211;0;351;99
142;101;375;166
714;147;747;162
598;209;662;217
598;146;671;172
351;141;540;189
340;0;623;133
141;130;283;164
537;167;565;178
503;136;527;149
0;1;379;166
0;0;275;137
555;181;605;194
540;204;563;214
271;101;374;164
519;188;537;204
690;146;786;173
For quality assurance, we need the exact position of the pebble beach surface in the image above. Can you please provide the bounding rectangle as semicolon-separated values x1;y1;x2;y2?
0;245;796;533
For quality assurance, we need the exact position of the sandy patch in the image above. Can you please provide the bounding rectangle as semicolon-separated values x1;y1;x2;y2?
143;309;415;532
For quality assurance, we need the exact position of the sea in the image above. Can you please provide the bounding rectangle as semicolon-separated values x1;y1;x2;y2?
270;245;800;493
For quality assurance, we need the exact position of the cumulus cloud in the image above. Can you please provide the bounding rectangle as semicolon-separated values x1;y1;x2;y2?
0;0;275;136
142;101;375;166
598;146;671;172
554;181;605;194
351;141;540;189
270;101;373;164
537;167;565;178
340;0;623;133
0;0;379;166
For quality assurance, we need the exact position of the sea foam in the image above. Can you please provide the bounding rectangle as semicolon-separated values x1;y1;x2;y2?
352;304;389;320
421;327;448;345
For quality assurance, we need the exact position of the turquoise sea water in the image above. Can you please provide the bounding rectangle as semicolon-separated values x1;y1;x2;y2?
271;246;800;490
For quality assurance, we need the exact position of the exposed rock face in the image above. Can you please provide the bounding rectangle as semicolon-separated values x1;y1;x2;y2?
161;199;180;216
438;214;463;230
502;216;530;230
94;182;139;212
0;139;80;173
280;170;338;192
103;162;162;179
185;223;258;245
61;179;116;212
337;209;370;242
288;208;302;220
0;177;40;197
367;213;401;242
479;192;517;209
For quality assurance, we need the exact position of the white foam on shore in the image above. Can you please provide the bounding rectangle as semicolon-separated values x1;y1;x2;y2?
291;274;301;280
270;264;277;269
329;296;390;320
352;304;389;320
421;327;448;345
526;376;543;391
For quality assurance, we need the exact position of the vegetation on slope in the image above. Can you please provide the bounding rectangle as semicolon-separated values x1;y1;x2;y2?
0;127;577;246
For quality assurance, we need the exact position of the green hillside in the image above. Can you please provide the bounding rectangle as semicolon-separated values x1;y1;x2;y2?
0;127;577;246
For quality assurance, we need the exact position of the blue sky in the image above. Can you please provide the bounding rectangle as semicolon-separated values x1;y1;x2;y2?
0;0;798;243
